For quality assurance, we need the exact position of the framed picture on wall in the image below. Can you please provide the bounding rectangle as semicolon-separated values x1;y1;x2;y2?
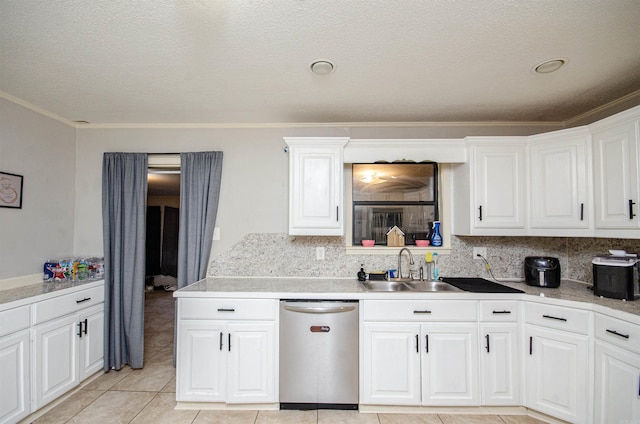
0;171;24;209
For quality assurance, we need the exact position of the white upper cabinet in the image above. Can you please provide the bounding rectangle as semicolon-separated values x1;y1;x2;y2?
452;139;527;235
591;111;640;232
285;137;348;236
528;128;592;233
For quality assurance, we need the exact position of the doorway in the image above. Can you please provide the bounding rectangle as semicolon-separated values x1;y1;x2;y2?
146;155;181;292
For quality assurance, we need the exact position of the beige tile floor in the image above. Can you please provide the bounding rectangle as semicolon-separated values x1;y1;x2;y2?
31;290;548;424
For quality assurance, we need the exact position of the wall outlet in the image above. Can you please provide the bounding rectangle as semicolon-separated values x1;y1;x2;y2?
473;247;487;260
316;246;326;260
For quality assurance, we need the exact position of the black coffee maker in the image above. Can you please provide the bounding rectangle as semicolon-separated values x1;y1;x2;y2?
524;256;561;288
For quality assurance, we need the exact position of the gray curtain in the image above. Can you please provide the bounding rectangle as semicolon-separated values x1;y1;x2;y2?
177;151;223;288
102;153;148;370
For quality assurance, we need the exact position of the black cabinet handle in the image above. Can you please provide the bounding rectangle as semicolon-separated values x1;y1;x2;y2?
485;334;490;353
529;336;533;355
83;318;88;335
638;374;640;396
336;206;339;222
580;203;584;221
425;334;429;353
542;314;567;322
228;333;231;352
606;329;630;339
219;332;223;351
478;205;483;221
217;308;235;312
413;310;432;314
492;310;512;315
77;322;83;337
416;334;419;353
76;297;91;304
630;199;637;220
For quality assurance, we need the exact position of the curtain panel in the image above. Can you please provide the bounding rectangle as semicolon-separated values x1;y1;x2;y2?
177;151;224;288
102;152;147;370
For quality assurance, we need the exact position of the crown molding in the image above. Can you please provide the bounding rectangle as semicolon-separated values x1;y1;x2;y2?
0;90;77;127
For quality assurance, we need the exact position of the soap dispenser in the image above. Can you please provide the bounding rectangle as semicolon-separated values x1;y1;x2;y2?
357;264;367;282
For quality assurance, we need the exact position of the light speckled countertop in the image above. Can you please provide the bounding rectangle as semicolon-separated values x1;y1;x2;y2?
0;280;103;311
175;276;640;323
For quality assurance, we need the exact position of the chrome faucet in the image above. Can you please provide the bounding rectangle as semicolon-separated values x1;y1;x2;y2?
397;247;415;280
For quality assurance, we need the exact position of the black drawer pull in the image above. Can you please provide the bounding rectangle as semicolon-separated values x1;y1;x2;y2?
630;199;637;220
606;329;630;339
413;310;432;314
542;314;567;322
478;205;483;221
492;310;512;315
217;308;235;312
76;297;91;304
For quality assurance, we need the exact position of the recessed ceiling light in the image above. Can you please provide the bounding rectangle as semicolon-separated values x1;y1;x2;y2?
310;60;335;75
533;58;567;74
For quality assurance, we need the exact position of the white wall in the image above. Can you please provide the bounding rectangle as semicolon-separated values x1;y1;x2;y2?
74;128;293;258
0;99;76;280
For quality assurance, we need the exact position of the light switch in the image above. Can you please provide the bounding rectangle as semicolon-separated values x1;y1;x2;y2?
213;227;221;240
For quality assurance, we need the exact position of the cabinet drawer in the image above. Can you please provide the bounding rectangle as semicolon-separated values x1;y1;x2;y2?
0;305;31;337
595;313;640;354
363;300;477;322
525;302;590;335
479;300;519;322
179;298;277;320
33;285;104;325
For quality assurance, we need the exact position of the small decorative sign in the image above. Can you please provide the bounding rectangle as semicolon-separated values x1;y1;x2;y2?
0;172;24;209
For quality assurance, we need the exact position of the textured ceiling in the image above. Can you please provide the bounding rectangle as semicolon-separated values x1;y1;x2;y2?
1;0;640;125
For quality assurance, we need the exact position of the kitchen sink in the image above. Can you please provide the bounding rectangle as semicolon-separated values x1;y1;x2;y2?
360;281;412;292
360;280;462;292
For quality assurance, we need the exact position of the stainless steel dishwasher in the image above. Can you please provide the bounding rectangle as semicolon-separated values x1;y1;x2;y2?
279;300;359;410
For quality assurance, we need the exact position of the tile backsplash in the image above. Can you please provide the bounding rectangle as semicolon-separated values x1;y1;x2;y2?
208;233;640;283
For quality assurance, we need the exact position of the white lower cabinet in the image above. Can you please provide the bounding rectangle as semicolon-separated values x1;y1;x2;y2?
32;303;104;410
421;324;479;406
594;341;640;422
525;302;591;423
594;312;640;423
176;299;277;405
361;300;479;406
0;329;30;424
478;300;520;406
361;323;421;405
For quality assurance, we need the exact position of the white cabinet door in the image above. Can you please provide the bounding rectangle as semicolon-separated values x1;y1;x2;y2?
226;322;276;404
529;130;591;230
471;142;526;230
32;314;80;410
594;341;640;423
592;119;640;229
285;137;348;236
421;324;479;406
79;305;104;381
176;321;226;402
0;330;30;424
526;325;589;423
479;323;519;405
361;323;421;405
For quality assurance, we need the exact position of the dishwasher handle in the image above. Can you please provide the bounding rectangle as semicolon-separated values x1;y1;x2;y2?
283;304;357;314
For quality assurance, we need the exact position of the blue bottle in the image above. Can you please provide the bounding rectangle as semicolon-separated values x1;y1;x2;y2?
430;221;443;247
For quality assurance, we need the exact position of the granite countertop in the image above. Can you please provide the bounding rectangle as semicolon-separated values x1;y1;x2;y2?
175;276;640;323
0;279;104;311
